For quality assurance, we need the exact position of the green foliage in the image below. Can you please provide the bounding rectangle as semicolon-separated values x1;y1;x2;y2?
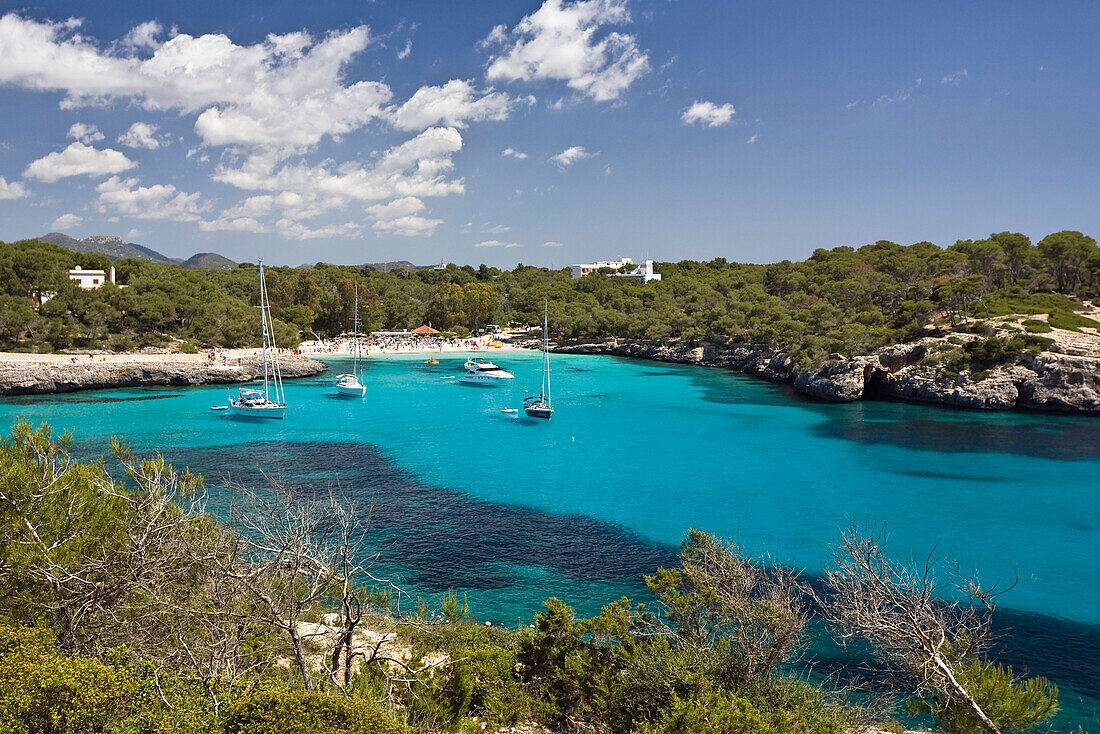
643;529;804;681
631;685;844;734
1047;310;1100;332
515;598;619;726
1021;319;1052;333
907;658;1058;734
3;229;1099;365
223;688;402;734
0;624;137;734
403;623;531;727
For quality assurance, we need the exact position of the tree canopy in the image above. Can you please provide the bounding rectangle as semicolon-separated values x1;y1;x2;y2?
2;230;1098;366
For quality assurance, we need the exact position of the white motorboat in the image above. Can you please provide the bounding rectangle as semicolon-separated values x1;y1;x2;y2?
458;358;514;386
229;260;286;419
524;299;553;419
335;286;366;397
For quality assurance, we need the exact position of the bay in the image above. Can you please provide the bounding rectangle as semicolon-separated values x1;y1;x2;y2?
2;351;1097;730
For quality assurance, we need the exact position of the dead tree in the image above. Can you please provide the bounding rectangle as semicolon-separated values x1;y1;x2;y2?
227;481;344;690
821;525;1004;734
645;528;806;680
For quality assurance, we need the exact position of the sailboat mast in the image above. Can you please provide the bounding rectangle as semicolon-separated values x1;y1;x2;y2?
353;285;361;376
259;260;270;399
543;299;550;405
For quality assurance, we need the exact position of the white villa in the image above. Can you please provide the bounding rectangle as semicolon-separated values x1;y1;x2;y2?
570;257;662;283
67;265;115;290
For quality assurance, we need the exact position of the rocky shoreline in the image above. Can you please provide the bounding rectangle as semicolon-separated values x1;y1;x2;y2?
0;353;327;396
545;331;1100;414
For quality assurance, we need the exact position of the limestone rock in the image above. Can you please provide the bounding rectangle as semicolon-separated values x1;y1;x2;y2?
795;359;872;402
0;355;326;396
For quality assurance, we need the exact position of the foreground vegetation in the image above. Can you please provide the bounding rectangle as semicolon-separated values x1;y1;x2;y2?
0;421;1060;733
1;230;1098;367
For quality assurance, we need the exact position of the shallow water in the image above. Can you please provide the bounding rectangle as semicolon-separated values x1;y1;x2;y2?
2;352;1097;730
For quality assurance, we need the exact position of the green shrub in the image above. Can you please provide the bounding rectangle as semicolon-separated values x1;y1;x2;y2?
516;598;618;727
223;688;402;734
907;658;1058;734
631;687;844;734
1021;319;1052;333
1046;310;1100;331
0;625;137;734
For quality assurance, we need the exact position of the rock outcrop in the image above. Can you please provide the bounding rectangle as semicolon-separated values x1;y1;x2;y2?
543;332;1100;414
0;355;326;396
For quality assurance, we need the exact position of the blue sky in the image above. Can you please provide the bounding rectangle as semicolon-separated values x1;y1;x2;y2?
0;0;1097;267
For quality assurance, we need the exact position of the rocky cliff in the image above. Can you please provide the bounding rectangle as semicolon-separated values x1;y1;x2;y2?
0;355;326;396
547;326;1100;414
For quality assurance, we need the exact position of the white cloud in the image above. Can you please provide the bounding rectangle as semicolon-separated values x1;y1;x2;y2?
501;147;528;159
550;145;593;167
123;20;161;50
199;216;269;233
67;122;104;143
214;126;466;204
0;176;30;200
390;79;516;131
474;240;522;248
845;100;860;109
483;223;511;234
125;228;146;239
0;14;391;157
484;0;650;102
118;122;162;149
873;78;922;106
221;195;275;219
367;196;442;236
95;175;208;221
604;164;611;176
51;212;82;229
275;218;359;240
478;24;508;50
397;40;412;59
747;134;758;144
681;100;736;127
543;241;563;247
23;142;136;182
942;69;968;85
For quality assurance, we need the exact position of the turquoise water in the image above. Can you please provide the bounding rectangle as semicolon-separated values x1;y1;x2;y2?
1;352;1097;730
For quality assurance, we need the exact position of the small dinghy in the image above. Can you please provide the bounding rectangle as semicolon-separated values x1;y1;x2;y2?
500;408;519;414
210;405;229;411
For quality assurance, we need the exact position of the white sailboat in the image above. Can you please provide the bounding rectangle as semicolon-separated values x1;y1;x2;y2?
335;286;366;397
229;260;287;419
523;300;553;419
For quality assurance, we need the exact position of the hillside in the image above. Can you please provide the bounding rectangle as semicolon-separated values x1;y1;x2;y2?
181;252;237;269
37;232;181;265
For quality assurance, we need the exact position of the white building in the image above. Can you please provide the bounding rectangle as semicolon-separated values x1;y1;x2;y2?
67;265;115;290
570;257;661;283
570;257;634;279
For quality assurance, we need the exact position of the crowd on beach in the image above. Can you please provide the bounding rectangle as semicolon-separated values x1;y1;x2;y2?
296;334;510;355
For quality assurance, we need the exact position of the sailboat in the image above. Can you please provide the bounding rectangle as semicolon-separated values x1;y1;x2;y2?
335;286;367;397
229;260;287;419
523;300;553;419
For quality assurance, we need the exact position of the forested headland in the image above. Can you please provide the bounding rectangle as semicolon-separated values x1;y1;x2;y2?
2;230;1099;372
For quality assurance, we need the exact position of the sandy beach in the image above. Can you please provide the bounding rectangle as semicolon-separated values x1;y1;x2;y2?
298;332;529;358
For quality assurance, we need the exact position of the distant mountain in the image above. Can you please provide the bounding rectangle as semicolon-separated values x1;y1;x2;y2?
367;260;421;272
38;232;182;265
181;252;237;270
37;232;237;270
